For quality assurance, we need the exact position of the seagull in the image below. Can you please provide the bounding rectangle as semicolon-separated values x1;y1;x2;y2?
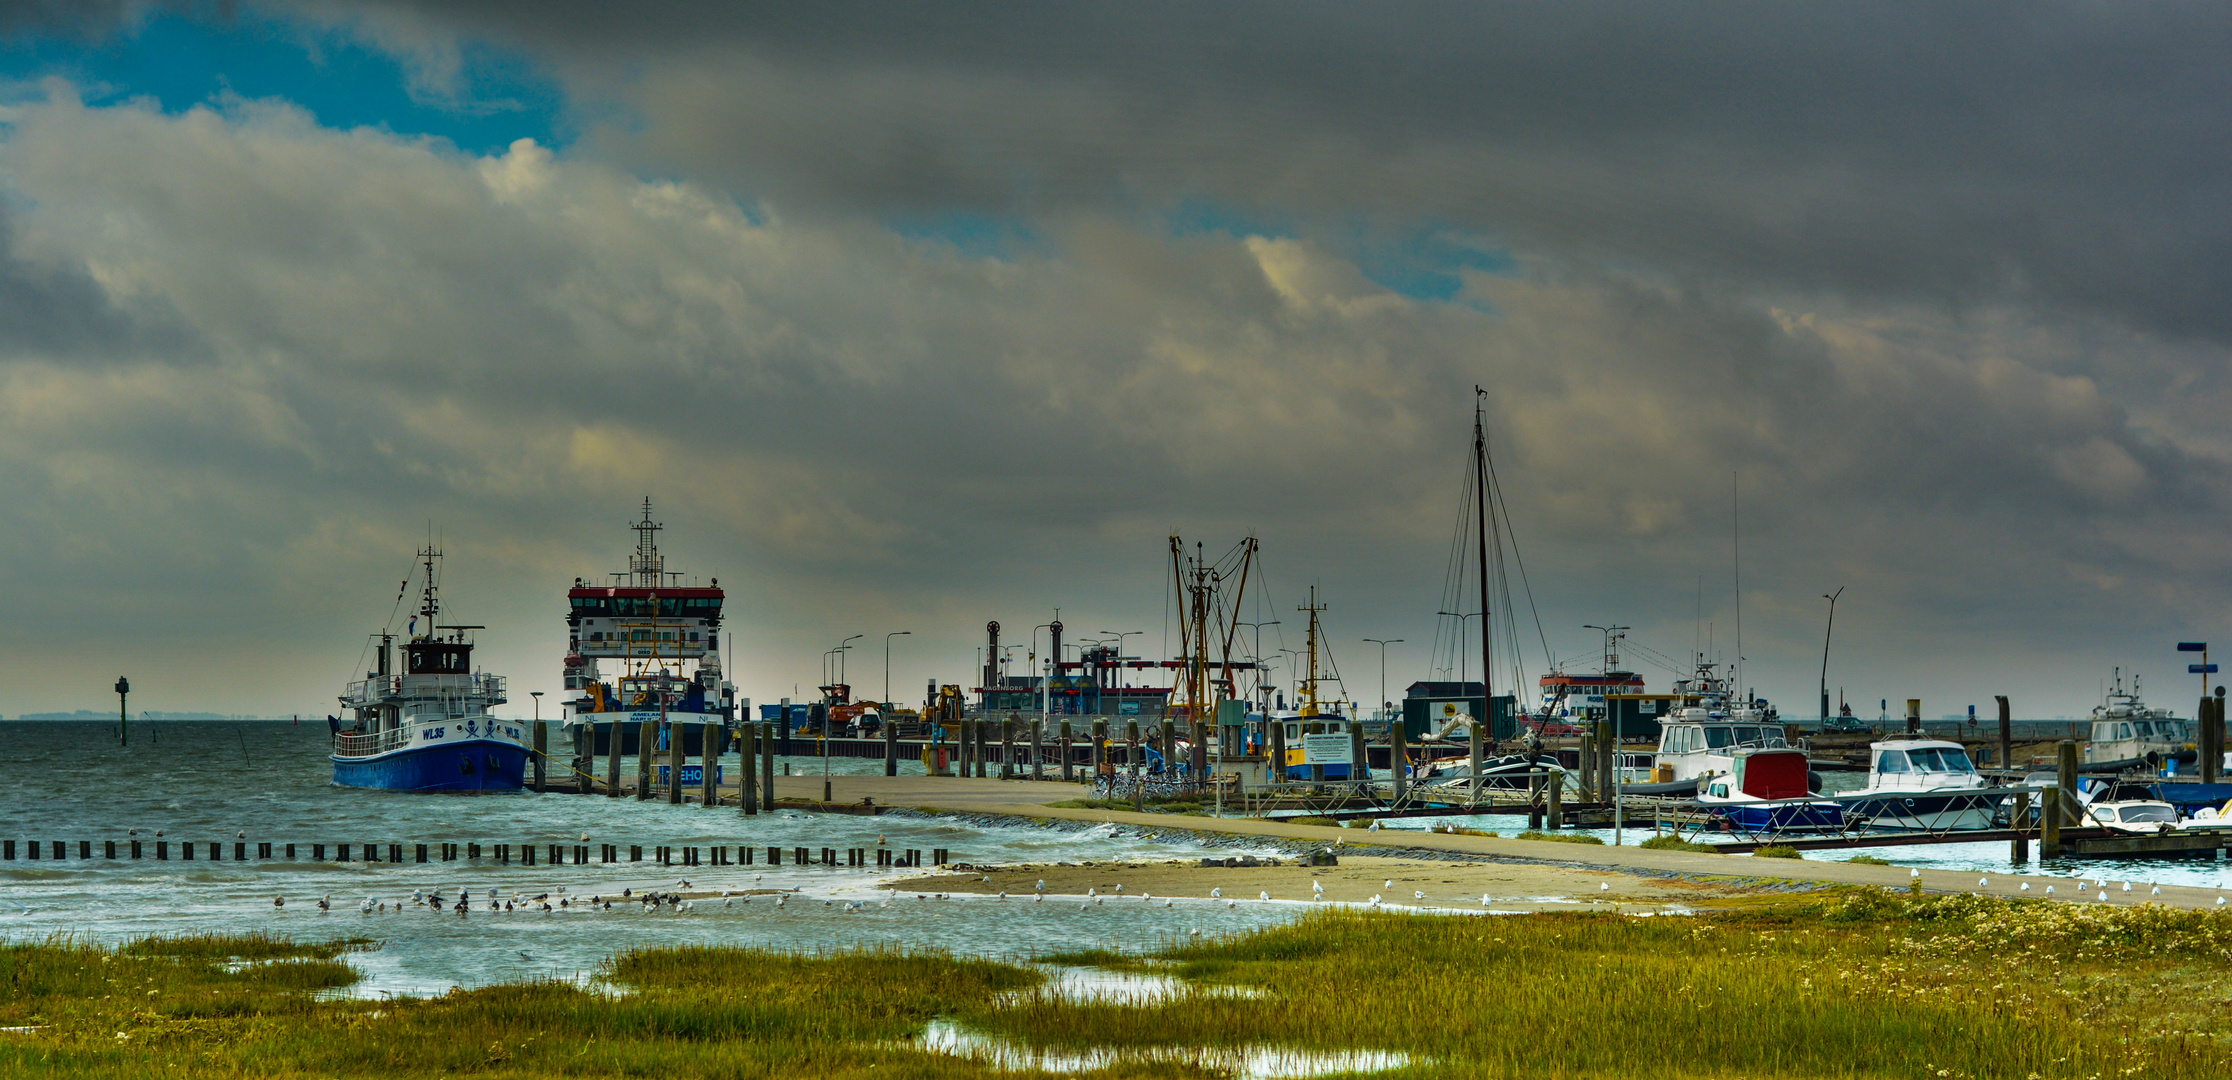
1210;888;1221;899
1260;891;1271;901
413;890;425;905
997;892;1007;900
1909;869;1920;879
519;951;532;960
2046;885;2056;895
1035;880;1045;892
2079;881;2090;892
317;895;331;911
1384;879;1394;888
1481;894;1492;905
1979;878;1989;887
1188;928;1201;937
1312;881;1324;895
1141;892;1151;902
273;897;285;908
1413;891;1425;901
2218;896;2226;906
1088;888;1097;897
1600;882;1611;892
876;835;887;846
2151;885;2162;896
1034;894;1043;903
1163;899;1173;907
677;880;691;888
1368;894;1381;907
1226;900;1236;909
2122;882;2132;893
236;830;246;839
2020;883;2031;892
580;832;590;842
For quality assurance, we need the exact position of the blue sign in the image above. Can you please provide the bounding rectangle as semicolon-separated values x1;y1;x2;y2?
2179;642;2208;652
656;765;722;785
2191;664;2220;674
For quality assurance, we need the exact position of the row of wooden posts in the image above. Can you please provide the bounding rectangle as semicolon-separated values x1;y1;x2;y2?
0;838;952;868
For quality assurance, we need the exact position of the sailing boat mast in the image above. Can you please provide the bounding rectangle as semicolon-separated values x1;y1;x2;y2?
1473;387;1493;722
1300;586;1326;716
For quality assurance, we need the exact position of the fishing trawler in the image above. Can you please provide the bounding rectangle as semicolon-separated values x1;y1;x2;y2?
560;499;738;779
1276;587;1359;780
2083;668;2193;768
331;546;527;792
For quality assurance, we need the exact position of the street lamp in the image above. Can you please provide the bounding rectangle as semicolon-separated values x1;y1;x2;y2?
1438;611;1482;685
884;631;912;709
826;633;862;804
1362;639;1402;724
1101;630;1144;687
1820;587;1844;726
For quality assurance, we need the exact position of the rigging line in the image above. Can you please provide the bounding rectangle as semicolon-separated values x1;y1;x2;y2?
1482;429;1554;678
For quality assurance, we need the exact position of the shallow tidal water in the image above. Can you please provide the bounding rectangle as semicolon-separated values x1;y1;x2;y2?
0;722;1302;996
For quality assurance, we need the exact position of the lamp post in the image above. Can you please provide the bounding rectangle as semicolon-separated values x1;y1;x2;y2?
1819;587;1844;727
1438;611;1482;685
884;631;912;709
1363;639;1402;724
827;634;862;803
1101;630;1144;684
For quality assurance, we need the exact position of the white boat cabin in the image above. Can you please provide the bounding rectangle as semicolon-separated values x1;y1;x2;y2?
1862;740;1980;793
1653;718;1789;783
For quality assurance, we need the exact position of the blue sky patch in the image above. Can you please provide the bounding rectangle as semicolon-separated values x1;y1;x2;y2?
0;11;565;155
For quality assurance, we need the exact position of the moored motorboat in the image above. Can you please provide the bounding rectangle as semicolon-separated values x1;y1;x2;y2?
1695;746;1843;832
1835;739;1999;831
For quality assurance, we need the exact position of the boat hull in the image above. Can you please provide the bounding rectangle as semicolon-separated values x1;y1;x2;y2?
1840;793;1995;832
1706;801;1845;832
332;737;529;792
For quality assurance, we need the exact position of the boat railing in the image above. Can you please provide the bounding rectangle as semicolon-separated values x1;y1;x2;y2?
333;725;415;759
343;673;509;705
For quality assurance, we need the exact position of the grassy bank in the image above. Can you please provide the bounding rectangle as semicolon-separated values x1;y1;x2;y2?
7;892;2232;1077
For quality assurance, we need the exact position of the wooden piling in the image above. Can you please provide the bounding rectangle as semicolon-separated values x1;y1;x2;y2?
1577;730;1596;802
1060;719;1074;782
2056;739;2080;827
1597;719;1615;804
2202;694;2224;785
1191;717;1209;780
760;722;776;811
532;720;547;793
1347;720;1366;784
1269;715;1286;783
1031;718;1044;780
1156;719;1171;776
1091;718;1106;777
1547;769;1564;828
741;720;758;815
606;717;623;798
635;718;656;800
667;718;684;805
884;713;899;777
976;719;991;778
1000;715;1015;780
2011;791;2031;862
1528;768;1545;830
1391;717;1409;801
699;719;718;806
2041;783;2063;859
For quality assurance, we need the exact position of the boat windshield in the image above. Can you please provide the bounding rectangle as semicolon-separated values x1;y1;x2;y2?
1704;727;1734;748
2133;722;2155;737
1876;751;1911;774
1904;747;1975;773
2117;804;2177;824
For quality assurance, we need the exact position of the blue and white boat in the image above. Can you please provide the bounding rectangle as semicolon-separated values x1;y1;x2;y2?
331;546;527;792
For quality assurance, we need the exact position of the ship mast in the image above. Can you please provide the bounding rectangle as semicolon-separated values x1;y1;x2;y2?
1300;586;1327;717
415;544;442;641
1474;387;1493;727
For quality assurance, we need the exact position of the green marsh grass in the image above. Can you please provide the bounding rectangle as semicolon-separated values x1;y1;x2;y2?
1751;844;1804;859
1513;830;1605;845
1639;834;1723;853
11;894;2232;1077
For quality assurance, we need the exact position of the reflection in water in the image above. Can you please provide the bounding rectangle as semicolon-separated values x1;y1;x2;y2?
916;1018;1412;1078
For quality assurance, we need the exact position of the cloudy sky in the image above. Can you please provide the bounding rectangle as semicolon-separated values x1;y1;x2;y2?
1;2;2227;721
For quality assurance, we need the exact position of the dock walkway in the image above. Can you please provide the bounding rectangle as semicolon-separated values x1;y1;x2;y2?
757;773;2232;911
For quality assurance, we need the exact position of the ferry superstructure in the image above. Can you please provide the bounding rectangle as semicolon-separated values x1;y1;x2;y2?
332;546;527;792
560;499;737;772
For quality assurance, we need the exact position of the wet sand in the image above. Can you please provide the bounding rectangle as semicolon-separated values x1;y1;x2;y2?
889;852;1773;913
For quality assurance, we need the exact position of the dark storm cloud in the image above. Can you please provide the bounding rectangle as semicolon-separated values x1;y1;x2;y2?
322;1;2232;342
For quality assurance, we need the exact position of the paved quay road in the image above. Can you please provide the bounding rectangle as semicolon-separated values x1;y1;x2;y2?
764;772;2232;912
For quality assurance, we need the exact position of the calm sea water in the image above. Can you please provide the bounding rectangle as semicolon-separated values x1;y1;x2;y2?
0;721;1301;996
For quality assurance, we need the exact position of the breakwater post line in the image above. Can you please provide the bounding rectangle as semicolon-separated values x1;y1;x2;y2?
0;838;953;869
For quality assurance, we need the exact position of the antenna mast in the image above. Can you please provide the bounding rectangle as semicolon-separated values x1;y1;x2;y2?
631;497;664;588
1474;387;1493;721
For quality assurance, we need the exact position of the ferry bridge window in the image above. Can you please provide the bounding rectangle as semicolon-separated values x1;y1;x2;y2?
1704;727;1734;748
2117;724;2133;740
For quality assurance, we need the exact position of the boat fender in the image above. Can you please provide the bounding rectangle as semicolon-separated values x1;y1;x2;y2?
1808;770;1824;794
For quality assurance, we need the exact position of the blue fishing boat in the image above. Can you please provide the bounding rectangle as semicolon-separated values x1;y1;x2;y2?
331;545;528;792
